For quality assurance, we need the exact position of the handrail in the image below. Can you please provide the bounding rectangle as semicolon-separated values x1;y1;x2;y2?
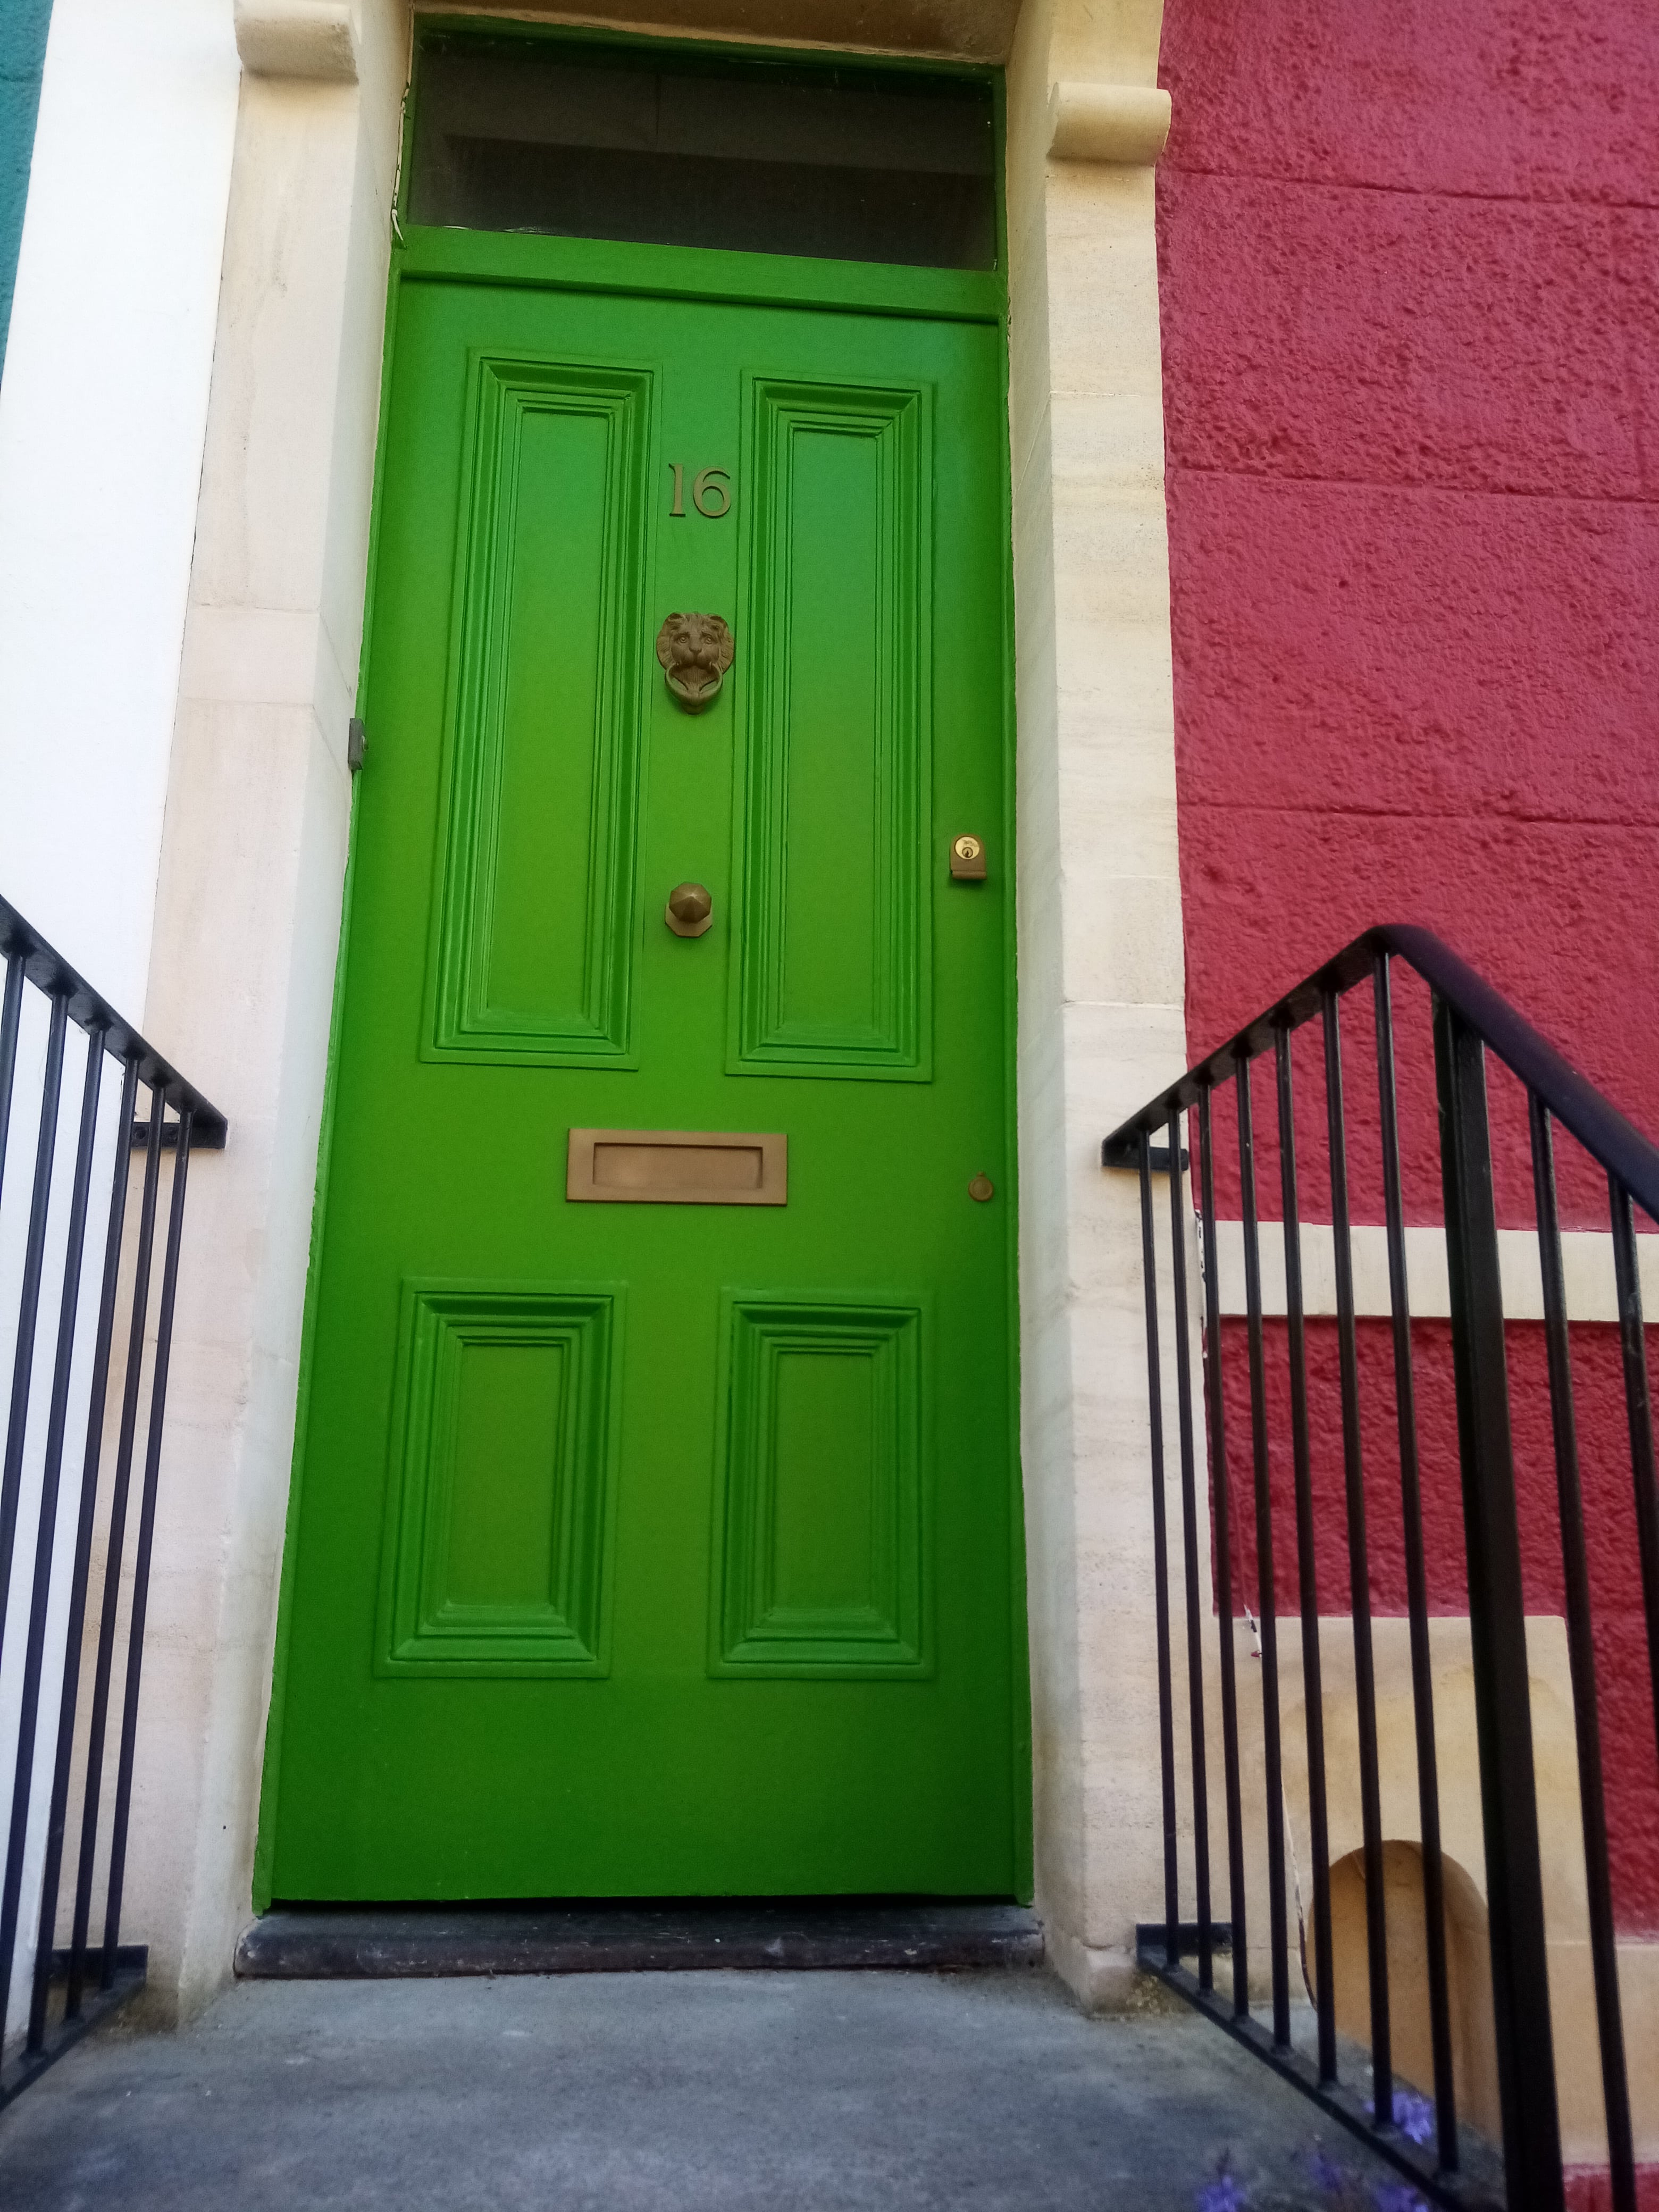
1106;918;1659;2211
0;889;225;2109
0;894;227;1147
1101;923;1659;1222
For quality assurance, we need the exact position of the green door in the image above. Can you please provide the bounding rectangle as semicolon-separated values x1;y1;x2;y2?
266;232;1022;1901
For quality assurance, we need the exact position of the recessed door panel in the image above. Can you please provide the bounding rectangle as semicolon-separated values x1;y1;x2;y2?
713;1294;926;1675
428;358;652;1064
378;1283;619;1677
733;379;929;1078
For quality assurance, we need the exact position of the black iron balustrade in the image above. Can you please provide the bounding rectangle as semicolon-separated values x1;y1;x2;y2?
0;892;225;2108
1103;925;1659;2212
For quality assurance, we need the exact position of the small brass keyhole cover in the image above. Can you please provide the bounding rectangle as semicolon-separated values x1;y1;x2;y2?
950;833;987;881
968;1172;995;1202
665;882;714;937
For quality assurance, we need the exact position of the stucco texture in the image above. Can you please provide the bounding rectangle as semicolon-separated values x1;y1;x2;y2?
1154;0;1659;1196
1154;0;1659;1959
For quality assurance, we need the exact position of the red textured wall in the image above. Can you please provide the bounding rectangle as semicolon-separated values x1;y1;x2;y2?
1155;1;1659;1152
1154;4;1659;1938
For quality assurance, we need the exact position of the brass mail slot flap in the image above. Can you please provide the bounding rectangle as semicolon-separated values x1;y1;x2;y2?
567;1128;787;1205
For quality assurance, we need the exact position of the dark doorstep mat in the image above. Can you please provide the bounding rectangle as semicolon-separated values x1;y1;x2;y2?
235;1900;1044;1980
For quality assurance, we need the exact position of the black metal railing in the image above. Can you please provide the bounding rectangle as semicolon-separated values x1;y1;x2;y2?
1103;925;1659;2212
0;893;225;2106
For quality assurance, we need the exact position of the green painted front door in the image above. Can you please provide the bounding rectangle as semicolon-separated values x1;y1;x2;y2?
267;232;1023;1901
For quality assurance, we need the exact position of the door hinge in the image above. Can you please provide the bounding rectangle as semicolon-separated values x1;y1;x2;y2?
347;716;367;774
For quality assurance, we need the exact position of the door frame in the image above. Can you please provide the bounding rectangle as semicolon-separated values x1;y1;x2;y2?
252;18;1029;1911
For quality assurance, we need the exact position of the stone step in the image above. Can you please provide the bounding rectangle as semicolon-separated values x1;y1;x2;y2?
236;1900;1044;1980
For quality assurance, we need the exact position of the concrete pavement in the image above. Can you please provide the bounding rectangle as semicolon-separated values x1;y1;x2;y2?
0;1967;1422;2209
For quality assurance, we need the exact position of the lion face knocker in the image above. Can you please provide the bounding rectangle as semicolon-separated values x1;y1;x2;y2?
655;612;734;715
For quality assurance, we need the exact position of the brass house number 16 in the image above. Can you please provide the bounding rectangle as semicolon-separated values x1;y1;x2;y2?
668;464;732;518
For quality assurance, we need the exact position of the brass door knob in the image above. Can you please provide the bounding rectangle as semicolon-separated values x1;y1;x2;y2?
665;882;714;937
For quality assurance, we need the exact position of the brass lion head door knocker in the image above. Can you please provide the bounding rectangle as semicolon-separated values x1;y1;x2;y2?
656;612;734;714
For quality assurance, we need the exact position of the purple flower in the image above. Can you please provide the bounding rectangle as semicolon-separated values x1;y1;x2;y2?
1395;2090;1436;2147
1367;2087;1435;2147
1196;2154;1249;2211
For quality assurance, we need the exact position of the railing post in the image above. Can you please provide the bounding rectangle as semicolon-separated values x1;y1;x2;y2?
1137;1131;1182;1965
1432;996;1563;2208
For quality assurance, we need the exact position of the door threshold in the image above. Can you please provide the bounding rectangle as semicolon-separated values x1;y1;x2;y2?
236;1898;1043;1980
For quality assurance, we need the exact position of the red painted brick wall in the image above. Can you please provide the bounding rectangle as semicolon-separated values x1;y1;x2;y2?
1155;4;1659;1933
1155;1;1659;1156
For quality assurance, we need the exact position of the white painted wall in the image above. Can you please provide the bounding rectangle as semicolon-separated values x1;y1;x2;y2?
0;0;241;1014
0;0;240;2056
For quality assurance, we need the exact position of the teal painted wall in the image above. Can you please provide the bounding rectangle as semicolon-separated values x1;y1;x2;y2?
0;0;53;375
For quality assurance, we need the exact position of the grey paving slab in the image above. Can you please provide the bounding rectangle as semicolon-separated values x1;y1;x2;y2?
0;1968;1426;2211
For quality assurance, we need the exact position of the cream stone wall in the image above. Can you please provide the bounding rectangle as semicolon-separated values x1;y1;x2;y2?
123;0;408;2020
1208;1221;1659;1322
1005;0;1186;2009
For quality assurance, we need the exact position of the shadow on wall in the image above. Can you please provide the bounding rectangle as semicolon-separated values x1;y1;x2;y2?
1321;1840;1501;2146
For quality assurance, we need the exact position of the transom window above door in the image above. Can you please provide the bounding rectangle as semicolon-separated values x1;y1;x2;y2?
407;35;998;271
